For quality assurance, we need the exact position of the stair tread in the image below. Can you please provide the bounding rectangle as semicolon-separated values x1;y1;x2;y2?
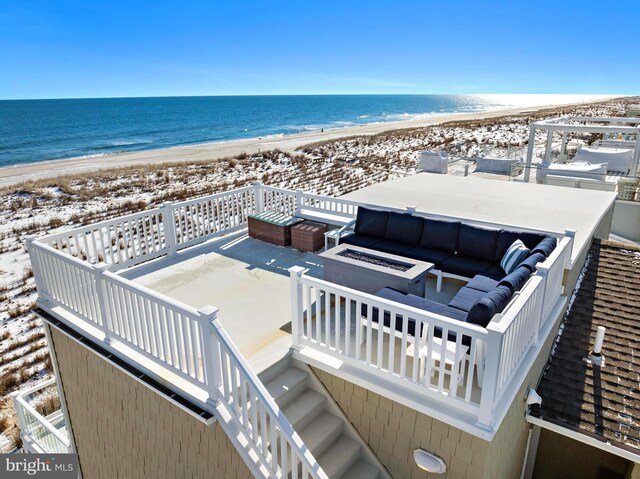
282;389;325;429
299;411;343;454
265;367;308;405
317;435;361;478
341;459;381;479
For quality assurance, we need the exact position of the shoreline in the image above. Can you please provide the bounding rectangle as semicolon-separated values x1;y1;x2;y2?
0;97;621;188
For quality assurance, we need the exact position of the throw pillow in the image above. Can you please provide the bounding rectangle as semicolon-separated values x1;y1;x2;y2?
500;239;530;274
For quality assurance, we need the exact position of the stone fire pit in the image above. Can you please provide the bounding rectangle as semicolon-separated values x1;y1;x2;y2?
320;244;433;296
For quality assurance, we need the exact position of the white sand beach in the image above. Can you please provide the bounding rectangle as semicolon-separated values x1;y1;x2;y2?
0;98;618;188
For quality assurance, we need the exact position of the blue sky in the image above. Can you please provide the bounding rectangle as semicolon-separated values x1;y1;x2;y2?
1;0;638;99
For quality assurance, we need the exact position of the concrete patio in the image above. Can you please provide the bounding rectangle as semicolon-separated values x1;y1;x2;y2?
122;231;462;373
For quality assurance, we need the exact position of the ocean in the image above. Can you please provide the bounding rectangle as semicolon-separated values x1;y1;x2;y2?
0;94;608;168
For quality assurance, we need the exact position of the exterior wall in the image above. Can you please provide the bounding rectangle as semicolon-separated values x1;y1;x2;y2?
611;200;640;243
310;292;568;479
483;309;564;479
566;201;613;294
47;326;252;479
311;366;490;479
594;200;615;241
533;429;629;479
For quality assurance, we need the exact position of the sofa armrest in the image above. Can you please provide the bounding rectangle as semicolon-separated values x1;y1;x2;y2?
335;218;356;243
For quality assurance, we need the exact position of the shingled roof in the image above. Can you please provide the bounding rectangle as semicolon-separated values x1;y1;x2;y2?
530;239;640;454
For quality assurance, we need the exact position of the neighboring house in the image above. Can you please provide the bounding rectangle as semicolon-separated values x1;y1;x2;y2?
16;174;636;478
627;105;640;118
528;239;640;479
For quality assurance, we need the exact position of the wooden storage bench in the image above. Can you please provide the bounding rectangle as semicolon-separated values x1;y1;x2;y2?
248;211;302;246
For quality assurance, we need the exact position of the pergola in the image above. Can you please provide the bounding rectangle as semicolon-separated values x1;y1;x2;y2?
523;116;640;182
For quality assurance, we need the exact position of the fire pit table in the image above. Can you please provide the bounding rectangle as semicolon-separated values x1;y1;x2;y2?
248;211;303;246
319;244;433;296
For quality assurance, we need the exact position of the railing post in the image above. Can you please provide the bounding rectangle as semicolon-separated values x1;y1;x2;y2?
10;391;28;434
289;266;305;350
477;325;503;429
563;229;576;269
25;236;50;303
295;189;303;216
253;182;264;214
93;263;115;346
524;125;536;183
199;306;222;406
161;202;178;256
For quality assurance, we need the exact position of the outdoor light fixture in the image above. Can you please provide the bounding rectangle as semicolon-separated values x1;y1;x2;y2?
413;449;447;474
526;388;542;407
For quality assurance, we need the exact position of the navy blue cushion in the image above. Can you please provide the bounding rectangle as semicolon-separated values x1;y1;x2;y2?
498;266;530;293
531;236;557;258
467;285;513;327
483;264;506;280
466;274;500;293
384;212;424;245
419;219;460;254
441;256;493;278
448;286;485;313
340;233;383;248
367;288;467;337
354;207;389;238
458;224;500;262
495;230;546;260
404;247;452;269
519;252;546;273
373;240;413;256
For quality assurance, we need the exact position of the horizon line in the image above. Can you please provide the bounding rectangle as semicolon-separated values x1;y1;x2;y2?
0;93;630;102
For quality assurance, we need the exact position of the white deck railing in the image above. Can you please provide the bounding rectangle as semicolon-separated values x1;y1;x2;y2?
29;193;329;477
172;186;257;250
537;236;573;328
289;237;571;428
212;320;329;479
12;378;71;454
289;269;487;418
41;207;169;269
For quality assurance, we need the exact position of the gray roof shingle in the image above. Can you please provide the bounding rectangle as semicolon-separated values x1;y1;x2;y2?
531;239;640;452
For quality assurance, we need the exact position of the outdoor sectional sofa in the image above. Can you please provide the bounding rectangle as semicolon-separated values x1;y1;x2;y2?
341;206;558;383
340;206;557;333
339;206;557;291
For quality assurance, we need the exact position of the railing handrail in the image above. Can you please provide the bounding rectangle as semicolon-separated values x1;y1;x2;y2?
13;377;57;398
39;206;164;244
172;185;255;209
260;184;298;194
211;319;329;479
298;273;489;339
34;241;98;272
102;269;202;320
13;394;70;448
489;276;544;334
539;236;572;271
300;191;362;206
